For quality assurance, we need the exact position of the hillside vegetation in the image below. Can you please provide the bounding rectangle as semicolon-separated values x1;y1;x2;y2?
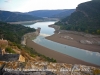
4;41;56;62
55;0;100;34
0;10;42;22
0;21;36;43
0;21;56;62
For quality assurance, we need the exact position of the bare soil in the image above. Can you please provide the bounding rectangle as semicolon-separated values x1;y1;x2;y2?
26;39;100;67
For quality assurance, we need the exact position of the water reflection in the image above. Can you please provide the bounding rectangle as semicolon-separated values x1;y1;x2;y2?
96;52;100;57
85;50;93;55
34;37;41;43
40;33;50;37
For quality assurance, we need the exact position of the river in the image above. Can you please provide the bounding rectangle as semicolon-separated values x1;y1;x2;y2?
24;21;100;66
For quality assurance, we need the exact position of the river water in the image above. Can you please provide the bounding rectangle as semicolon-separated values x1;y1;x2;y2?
24;21;100;66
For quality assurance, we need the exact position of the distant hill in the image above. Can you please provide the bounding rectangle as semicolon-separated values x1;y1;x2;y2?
51;9;75;18
55;0;100;34
26;9;75;18
0;10;42;22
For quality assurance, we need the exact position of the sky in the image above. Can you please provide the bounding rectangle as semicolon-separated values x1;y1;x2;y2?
0;0;91;12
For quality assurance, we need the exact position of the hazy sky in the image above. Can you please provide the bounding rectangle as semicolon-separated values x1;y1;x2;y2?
0;0;91;12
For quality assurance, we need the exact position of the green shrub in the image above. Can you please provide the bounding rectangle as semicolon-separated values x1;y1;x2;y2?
5;47;16;53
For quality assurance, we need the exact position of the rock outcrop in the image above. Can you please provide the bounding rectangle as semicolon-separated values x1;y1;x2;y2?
0;39;8;55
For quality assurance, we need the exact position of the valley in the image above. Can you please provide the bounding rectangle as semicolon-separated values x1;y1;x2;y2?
0;0;100;75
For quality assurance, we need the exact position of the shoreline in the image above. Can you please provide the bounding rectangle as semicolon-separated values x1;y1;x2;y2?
46;34;100;53
46;25;100;53
21;28;40;45
26;38;100;67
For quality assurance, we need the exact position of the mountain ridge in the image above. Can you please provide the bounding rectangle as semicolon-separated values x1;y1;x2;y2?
55;0;100;34
51;9;75;18
26;9;75;18
0;10;42;22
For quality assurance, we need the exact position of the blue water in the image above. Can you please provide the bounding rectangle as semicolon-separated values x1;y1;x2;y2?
24;21;100;66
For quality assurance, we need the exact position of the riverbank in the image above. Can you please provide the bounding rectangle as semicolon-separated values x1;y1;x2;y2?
22;23;100;67
46;25;100;53
21;28;40;45
26;38;99;67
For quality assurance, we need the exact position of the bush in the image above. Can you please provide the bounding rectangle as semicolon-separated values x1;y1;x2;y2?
5;47;16;53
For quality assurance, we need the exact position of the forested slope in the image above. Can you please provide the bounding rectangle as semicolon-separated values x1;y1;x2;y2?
0;21;36;43
55;0;100;34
